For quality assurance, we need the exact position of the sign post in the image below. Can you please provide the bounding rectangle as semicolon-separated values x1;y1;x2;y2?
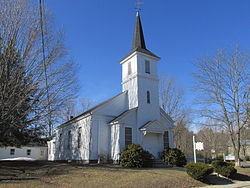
193;136;204;163
193;135;196;163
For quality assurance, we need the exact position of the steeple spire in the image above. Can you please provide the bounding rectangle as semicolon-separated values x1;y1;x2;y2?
132;11;146;50
121;11;160;61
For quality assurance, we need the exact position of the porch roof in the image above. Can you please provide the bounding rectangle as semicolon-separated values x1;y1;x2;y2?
139;120;167;134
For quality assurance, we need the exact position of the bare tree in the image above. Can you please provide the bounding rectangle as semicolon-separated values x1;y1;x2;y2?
196;126;228;160
79;98;93;112
159;74;186;121
174;120;194;157
0;0;78;145
159;74;194;157
58;98;93;122
193;45;250;166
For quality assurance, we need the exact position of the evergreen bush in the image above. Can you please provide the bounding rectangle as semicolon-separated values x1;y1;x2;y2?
185;162;214;181
211;160;237;178
163;148;187;167
120;144;153;168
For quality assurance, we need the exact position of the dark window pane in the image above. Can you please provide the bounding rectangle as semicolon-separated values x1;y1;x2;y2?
27;149;31;155
125;127;132;146
147;91;150;104
10;149;15;155
145;60;150;74
163;131;169;148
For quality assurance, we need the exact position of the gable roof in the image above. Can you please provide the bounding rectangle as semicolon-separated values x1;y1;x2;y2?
109;107;137;124
160;108;175;125
139;120;166;134
56;91;127;129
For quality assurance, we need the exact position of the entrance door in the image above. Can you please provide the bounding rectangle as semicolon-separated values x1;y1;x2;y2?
143;133;162;158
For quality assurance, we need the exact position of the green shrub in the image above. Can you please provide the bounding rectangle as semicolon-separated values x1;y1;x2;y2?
245;156;250;161
211;160;237;178
211;160;226;169
163;148;187;167
217;165;237;178
185;162;213;181
120;144;153;168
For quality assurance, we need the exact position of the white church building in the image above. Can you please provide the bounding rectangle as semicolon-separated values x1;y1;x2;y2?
48;12;174;162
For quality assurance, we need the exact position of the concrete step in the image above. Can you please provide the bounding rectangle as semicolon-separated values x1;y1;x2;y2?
152;159;169;168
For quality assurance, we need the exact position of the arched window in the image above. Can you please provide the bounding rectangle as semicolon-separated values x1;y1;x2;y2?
147;91;150;104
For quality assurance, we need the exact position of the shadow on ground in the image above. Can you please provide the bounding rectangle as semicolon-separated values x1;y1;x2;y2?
0;161;71;183
205;174;233;185
231;172;250;181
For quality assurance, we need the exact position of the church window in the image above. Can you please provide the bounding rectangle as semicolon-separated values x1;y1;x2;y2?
145;60;150;74
59;133;62;151
147;91;150;104
78;127;82;148
163;131;169;148
40;150;44;156
27;149;31;156
125;127;132;146
68;130;72;149
10;149;15;155
128;62;132;75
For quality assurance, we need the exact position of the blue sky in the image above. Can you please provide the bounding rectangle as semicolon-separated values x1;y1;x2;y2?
47;0;250;107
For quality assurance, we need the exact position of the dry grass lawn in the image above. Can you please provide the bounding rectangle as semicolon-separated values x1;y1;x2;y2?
0;161;205;188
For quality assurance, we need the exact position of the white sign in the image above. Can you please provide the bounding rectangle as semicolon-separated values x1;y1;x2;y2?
195;142;204;151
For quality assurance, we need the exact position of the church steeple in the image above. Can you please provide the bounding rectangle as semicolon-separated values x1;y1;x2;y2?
124;11;159;60
132;11;146;50
121;11;161;114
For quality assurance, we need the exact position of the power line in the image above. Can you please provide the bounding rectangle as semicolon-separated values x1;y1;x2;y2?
39;0;52;136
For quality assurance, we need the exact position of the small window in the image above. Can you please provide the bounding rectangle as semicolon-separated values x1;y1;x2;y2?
163;131;169;148
78;127;82;148
145;60;150;74
147;91;150;104
10;149;15;155
68;131;72;149
59;133;62;151
128;62;132;75
27;149;31;156
125;127;132;147
53;142;56;153
40;150;44;156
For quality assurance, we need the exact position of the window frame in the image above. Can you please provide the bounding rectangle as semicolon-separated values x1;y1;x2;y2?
27;149;31;156
59;133;62;151
10;149;15;155
145;60;150;74
125;127;132;147
146;91;151;104
68;130;72;149
128;62;132;75
78;127;82;148
163;131;169;149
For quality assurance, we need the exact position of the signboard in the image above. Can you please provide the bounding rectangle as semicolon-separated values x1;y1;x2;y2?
195;142;204;151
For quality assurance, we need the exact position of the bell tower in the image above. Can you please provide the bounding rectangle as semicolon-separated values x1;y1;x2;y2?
120;12;160;123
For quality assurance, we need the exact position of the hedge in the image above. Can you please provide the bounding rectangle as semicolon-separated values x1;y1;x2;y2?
185;162;213;181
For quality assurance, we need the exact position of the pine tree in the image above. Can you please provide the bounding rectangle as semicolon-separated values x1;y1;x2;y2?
0;44;38;146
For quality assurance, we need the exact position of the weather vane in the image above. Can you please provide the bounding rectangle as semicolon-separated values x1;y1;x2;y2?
135;0;144;12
